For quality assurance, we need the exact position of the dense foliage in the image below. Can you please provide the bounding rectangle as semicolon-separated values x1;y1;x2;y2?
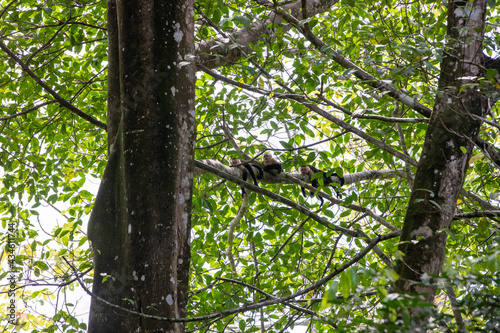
0;0;499;332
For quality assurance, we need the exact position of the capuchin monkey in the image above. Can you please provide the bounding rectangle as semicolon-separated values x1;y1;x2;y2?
262;152;282;175
230;158;263;197
299;165;344;206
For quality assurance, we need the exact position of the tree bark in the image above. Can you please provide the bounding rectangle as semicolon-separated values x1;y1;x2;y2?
196;0;339;68
395;0;489;315
105;0;120;151
87;0;195;331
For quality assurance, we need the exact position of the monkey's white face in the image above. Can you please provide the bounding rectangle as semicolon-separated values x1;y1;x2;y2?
263;153;272;162
299;166;309;175
230;158;241;167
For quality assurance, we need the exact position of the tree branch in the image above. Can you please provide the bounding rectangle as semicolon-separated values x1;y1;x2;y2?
474;137;500;168
460;189;500;211
195;159;362;237
195;0;340;69
272;4;500;172
215;277;322;319
352;114;429;123
197;64;418;166
26;14;72;65
0;100;57;120
65;234;395;323
452;210;500;220
272;5;433;118
195;159;400;233
227;193;249;274
0;40;107;130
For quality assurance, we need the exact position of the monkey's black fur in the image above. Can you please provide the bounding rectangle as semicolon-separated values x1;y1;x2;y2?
263;164;282;174
262;152;282;176
230;158;262;197
299;165;344;206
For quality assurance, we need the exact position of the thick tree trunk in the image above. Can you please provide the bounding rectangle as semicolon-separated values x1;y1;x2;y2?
87;0;195;332
395;0;488;314
105;0;120;151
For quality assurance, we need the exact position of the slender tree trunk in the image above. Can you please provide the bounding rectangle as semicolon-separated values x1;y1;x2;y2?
87;0;195;332
395;0;489;318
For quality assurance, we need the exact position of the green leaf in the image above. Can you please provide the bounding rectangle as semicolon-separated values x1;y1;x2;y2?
339;271;351;299
34;261;49;270
212;9;222;24
485;68;498;80
233;15;251;28
279;140;292;149
321;280;339;309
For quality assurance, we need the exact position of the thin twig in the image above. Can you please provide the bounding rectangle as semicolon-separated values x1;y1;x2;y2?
0;100;57;120
62;235;392;323
0;41;107;130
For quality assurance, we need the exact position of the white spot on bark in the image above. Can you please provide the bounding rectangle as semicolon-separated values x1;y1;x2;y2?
178;259;183;265
182;212;189;224
181;176;190;187
178;193;185;205
174;31;183;43
133;271;138;281
171;86;176;96
470;8;482;21
410;226;433;240
166;294;174;305
141;275;145;281
173;23;183;43
128;224;132;234
454;8;465;18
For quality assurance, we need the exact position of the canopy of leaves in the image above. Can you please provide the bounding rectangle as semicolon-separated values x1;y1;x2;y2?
0;0;499;332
